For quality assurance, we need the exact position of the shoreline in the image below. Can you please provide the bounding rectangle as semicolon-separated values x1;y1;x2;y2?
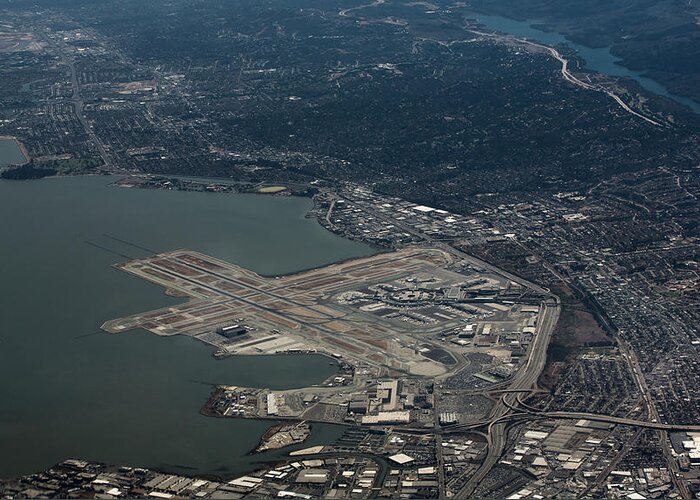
459;7;700;114
0;135;30;165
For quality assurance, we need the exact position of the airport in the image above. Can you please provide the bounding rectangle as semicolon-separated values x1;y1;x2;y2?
102;247;547;380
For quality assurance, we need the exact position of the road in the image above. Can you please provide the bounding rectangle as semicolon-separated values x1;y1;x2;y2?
338;192;551;296
335;0;665;129
456;296;560;497
432;381;447;497
338;0;386;17
47;34;114;169
465;29;665;128
337;191;563;497
619;341;690;499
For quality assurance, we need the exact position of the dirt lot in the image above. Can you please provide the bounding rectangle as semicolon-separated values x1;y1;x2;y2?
539;282;613;389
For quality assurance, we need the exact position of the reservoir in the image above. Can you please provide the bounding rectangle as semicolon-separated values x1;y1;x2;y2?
464;11;700;114
0;138;27;167
0;175;374;479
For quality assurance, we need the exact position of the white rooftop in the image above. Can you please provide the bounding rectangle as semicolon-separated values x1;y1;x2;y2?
388;453;415;465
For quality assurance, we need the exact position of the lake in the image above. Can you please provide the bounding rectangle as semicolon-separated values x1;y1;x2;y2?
0;138;27;167
0;175;375;479
464;11;700;114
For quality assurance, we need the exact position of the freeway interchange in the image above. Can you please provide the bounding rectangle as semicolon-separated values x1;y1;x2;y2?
315;189;694;498
104;191;566;496
99;186;692;498
455;295;560;497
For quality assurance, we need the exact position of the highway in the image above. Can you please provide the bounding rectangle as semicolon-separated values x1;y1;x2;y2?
338;0;385;18
338;192;563;497
338;192;551;296
336;0;666;129
456;296;560;497
444;405;700;435
465;29;665;128
535;411;700;432
47;34;114;169
619;341;691;499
